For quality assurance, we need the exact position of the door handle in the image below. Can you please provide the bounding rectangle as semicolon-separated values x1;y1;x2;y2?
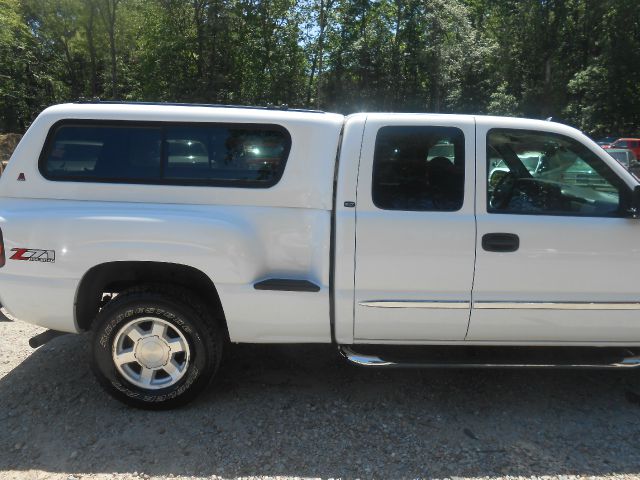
482;233;519;252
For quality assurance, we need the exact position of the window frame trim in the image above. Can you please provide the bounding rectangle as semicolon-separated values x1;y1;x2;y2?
38;119;293;189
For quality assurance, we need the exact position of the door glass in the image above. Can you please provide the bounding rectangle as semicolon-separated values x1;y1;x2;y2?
372;126;465;211
487;129;627;217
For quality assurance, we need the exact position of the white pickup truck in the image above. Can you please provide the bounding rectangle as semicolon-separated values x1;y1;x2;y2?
1;102;640;408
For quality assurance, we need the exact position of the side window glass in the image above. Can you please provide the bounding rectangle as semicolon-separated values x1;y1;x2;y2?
164;126;289;185
42;122;291;187
45;125;162;180
487;129;626;217
372;126;465;211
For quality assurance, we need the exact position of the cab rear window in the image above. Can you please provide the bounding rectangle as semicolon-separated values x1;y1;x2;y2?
40;121;291;188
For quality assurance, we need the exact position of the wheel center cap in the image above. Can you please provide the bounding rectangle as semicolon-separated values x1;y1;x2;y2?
135;336;170;369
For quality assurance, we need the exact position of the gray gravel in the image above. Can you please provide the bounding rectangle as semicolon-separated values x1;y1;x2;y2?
1;320;640;480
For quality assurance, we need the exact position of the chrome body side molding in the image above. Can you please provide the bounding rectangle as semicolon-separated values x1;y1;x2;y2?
358;300;470;309
473;301;640;310
359;300;640;310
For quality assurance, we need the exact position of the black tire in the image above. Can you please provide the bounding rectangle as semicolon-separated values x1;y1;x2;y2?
90;285;223;409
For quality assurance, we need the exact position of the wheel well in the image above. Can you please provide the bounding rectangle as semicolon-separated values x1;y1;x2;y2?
75;261;227;336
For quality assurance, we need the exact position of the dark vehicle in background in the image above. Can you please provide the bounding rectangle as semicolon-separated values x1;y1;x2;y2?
596;136;620;147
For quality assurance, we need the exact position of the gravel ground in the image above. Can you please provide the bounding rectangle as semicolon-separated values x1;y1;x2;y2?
1;318;640;480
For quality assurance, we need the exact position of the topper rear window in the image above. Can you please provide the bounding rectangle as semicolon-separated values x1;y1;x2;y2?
39;120;292;188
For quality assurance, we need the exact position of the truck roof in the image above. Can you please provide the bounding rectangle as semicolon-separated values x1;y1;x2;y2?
35;103;589;153
35;102;346;131
73;99;327;114
49;101;564;131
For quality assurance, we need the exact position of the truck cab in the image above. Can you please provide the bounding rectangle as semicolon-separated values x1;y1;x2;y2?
334;114;640;347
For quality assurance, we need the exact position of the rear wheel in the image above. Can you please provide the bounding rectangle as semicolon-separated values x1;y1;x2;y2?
90;286;223;409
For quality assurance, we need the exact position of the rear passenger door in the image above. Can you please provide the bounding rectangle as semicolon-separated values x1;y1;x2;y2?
353;115;476;341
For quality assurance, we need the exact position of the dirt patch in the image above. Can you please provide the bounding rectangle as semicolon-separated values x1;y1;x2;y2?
0;133;22;174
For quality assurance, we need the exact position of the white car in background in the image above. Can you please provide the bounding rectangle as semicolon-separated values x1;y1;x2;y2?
606;148;637;169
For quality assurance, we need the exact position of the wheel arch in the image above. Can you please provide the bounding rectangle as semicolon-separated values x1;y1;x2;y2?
75;261;227;337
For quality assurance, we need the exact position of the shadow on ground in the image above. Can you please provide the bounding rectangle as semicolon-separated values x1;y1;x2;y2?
1;332;640;478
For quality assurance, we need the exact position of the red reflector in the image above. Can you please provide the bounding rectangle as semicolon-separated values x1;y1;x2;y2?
0;228;5;268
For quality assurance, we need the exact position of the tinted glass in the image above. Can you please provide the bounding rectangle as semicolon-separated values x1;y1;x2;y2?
487;129;627;217
372;126;465;211
45;125;162;180
42;122;291;187
164;126;289;184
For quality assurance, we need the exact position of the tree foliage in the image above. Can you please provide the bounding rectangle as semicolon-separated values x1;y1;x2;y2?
0;0;639;136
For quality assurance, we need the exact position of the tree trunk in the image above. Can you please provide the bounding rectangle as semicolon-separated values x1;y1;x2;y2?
85;3;99;97
61;37;79;98
315;0;327;109
391;0;402;109
109;28;116;98
98;0;119;99
193;0;207;83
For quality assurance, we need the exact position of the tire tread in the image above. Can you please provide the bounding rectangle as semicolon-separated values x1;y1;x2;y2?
90;283;223;409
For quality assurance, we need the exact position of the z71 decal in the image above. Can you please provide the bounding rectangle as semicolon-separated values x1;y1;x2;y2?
10;248;55;263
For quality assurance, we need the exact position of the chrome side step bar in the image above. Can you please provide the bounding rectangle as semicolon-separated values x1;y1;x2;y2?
0;306;14;322
338;345;640;369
